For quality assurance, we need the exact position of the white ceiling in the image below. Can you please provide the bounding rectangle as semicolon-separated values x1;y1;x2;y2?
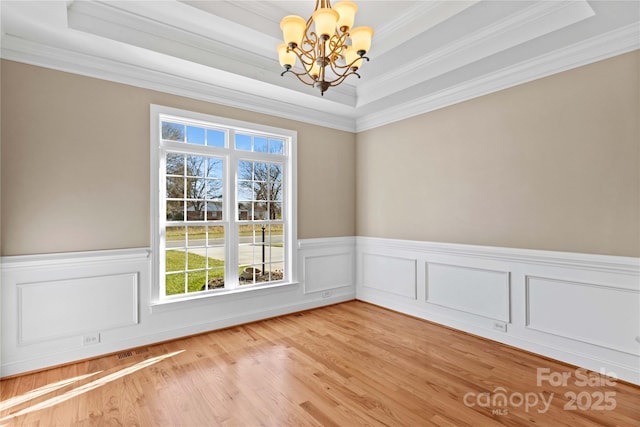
1;1;638;132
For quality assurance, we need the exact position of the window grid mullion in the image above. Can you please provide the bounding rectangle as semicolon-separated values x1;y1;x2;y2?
227;138;239;290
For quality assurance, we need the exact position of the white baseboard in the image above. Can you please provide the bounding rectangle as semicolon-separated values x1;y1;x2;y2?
356;237;640;385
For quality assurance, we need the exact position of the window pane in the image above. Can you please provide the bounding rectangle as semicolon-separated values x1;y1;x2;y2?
254;136;268;152
206;201;222;220
187;226;206;247
166;177;184;198
269;164;282;182
166;226;186;248
186;156;206;177
205;179;222;200
207;129;225;147
162;122;184;141
186;177;206;199
269;139;284;154
165;249;184;273
207;225;225;247
238;202;251;220
187;249;207;270
254;202;267;220
186;201;205;220
270;224;284;252
186;126;205;145
166;272;186;295
254;182;267;201
235;133;251;151
166;153;184;175
238;161;252;181
186;271;207;293
270;202;282;220
270;165;283;202
203;267;225;290
238;184;253;201
253;162;268;181
206;158;223;178
167;201;184;221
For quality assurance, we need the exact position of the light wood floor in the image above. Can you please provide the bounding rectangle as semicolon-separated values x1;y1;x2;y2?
1;301;638;426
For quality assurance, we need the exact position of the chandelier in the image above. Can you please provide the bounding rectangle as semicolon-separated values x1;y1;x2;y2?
277;0;374;96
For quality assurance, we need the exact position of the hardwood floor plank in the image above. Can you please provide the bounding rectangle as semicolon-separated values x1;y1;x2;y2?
1;301;638;426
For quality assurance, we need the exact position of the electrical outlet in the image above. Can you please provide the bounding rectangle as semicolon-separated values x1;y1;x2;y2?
321;291;332;298
493;321;507;332
83;333;101;346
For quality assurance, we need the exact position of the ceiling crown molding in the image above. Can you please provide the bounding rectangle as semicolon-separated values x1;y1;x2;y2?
372;1;479;56
356;0;595;107
355;22;640;132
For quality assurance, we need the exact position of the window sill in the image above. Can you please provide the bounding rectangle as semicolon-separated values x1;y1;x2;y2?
149;280;300;313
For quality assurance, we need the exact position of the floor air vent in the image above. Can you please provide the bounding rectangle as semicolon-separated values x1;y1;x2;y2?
116;347;150;359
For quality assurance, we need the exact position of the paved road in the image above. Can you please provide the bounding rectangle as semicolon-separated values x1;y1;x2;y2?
170;245;284;269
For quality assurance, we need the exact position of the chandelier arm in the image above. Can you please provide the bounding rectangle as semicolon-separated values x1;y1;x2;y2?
293;72;316;87
290;47;315;69
326;70;361;88
326;56;363;80
281;67;316;86
320;67;360;86
330;54;370;74
325;33;348;59
335;70;361;86
296;31;320;62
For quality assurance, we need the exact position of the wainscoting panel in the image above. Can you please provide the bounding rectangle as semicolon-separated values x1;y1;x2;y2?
302;252;353;294
362;253;417;299
18;273;138;344
426;263;510;322
526;276;639;355
356;237;640;385
299;237;355;297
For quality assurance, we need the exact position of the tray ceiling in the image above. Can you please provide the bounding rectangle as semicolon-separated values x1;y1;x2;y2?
1;1;638;131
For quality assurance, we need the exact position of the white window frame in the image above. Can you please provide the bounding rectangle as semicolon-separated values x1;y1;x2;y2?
150;105;298;305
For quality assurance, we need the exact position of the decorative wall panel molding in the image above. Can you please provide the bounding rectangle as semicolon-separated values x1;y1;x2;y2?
362;253;417;299
302;253;354;294
426;262;510;322
299;237;355;295
356;237;640;385
526;276;639;355
18;273;139;344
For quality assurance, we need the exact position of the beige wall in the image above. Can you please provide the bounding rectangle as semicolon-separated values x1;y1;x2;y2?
357;51;640;257
0;60;355;255
3;51;639;257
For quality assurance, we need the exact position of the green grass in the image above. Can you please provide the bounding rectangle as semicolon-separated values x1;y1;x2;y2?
165;250;224;295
